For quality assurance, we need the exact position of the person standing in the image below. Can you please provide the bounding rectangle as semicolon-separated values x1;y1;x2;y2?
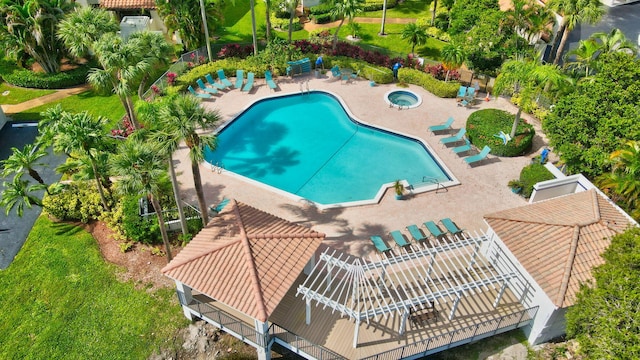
392;62;402;80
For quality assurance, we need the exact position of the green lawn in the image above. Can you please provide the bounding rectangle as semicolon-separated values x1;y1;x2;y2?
10;90;126;126
338;23;446;60
360;0;433;18
0;216;188;359
0;82;55;105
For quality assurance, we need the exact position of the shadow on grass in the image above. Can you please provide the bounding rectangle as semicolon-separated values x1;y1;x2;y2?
50;221;85;236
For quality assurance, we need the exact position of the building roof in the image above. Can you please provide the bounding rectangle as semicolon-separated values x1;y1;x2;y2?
484;189;634;308
101;0;156;10
162;199;325;322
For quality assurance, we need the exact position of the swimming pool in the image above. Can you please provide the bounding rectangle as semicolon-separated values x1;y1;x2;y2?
205;91;457;207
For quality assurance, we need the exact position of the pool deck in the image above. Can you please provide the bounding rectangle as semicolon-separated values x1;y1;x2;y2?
174;73;549;258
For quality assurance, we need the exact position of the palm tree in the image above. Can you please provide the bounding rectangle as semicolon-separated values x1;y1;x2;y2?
494;56;570;138
159;94;221;226
57;7;119;60
0;0;76;73
401;23;428;56
329;0;364;51
136;99;190;236
53;111;112;211
441;43;465;82
431;0;438;26
2;144;49;189
591;28;637;57
564;39;600;76
548;0;604;65
0;175;46;217
379;0;388;35
89;33;148;129
597;141;640;220
110;139;174;262
286;0;299;43
129;31;174;99
264;0;273;41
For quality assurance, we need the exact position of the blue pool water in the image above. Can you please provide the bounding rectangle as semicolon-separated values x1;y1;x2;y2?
205;91;450;205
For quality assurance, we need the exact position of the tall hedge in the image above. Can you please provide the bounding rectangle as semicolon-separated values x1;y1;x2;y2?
397;68;460;98
2;64;92;89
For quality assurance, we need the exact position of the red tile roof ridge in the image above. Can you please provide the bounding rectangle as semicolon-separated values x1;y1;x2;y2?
555;225;581;307
161;236;239;274
248;232;326;239
232;199;269;322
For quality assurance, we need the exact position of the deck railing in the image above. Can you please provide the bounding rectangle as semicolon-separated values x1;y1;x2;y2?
182;293;268;347
359;306;539;360
268;323;346;360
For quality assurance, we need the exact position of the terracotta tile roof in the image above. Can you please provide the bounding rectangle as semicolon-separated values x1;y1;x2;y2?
484;189;635;308
101;0;156;10
162;199;324;322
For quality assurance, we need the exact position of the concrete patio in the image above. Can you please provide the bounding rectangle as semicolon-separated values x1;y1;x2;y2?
173;72;549;258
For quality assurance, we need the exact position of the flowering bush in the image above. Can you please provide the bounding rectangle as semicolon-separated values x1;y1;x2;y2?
217;44;254;59
110;116;138;138
151;84;161;94
167;72;177;86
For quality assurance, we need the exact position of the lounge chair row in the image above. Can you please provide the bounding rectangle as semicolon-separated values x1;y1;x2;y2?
188;69;278;99
456;86;476;107
370;218;465;253
428;118;492;166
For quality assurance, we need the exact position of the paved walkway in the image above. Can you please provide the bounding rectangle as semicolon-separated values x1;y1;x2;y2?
0;84;92;114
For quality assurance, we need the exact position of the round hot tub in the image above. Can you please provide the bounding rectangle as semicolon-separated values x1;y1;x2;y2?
384;90;422;109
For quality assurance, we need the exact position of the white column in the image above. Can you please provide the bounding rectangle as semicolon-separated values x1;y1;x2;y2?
399;309;409;335
449;290;463;320
353;318;360;348
305;298;311;325
175;280;194;320
493;280;508;308
254;320;272;360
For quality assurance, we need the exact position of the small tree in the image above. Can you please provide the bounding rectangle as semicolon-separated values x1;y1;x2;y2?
0;175;46;217
329;0;364;51
596;141;640;220
548;0;604;65
440;43;465;82
401;23;428;56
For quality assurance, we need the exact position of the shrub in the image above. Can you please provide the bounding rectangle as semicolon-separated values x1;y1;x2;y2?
270;15;303;32
43;181;105;223
328;56;394;84
312;13;333;24
2;63;93;89
216;44;254;59
121;195;161;244
519;163;555;198
466;108;535;157
362;0;398;11
309;3;333;15
397;68;460;98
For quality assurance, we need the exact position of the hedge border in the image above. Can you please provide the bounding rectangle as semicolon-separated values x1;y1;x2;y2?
466;108;535;157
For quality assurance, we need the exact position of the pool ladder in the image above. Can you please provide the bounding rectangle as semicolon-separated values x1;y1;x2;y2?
299;80;310;95
212;162;225;174
423;176;447;193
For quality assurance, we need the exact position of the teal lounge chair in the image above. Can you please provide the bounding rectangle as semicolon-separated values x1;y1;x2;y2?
196;78;218;94
465;87;476;100
456;86;467;98
242;72;254;92
330;65;341;79
265;70;277;91
440;128;466;145
187;85;211;99
208;198;230;215
234;69;245;89
452;138;473;155
216;69;233;88
423;221;446;239
428;117;454;134
370;236;391;253
205;73;227;90
440;218;463;237
406;225;427;242
390;230;411;248
464;145;491;166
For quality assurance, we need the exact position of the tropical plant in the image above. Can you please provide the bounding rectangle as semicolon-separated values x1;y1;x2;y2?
503;0;554;51
158;94;221;226
564;39;600;77
401;23;428;56
440;43;465;82
596;141;640;220
57;7;119;59
154;0;222;51
493;56;570;138
136;98;189;236
329;0;364;51
0;0;76;73
264;0;273;41
2;144;49;189
46;110;112;211
0;174;46;216
566;227;640;358
131;31;174;99
548;0;604;65
591;28;637;57
110;139;173;261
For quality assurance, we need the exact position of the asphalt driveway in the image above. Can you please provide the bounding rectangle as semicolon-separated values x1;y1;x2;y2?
0;122;64;269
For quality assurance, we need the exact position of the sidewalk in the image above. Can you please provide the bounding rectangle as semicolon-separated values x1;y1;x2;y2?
1;84;92;115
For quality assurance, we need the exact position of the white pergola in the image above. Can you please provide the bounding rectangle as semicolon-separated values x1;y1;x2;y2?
297;230;517;348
